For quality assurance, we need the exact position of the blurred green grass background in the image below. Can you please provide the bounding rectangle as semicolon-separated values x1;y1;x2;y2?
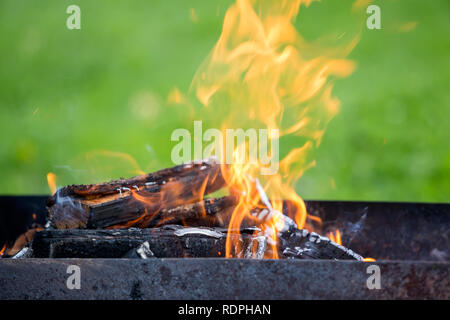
0;0;449;202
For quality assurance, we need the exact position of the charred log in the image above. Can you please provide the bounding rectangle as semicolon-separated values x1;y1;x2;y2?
31;226;254;258
47;158;226;229
122;242;155;259
92;195;239;229
31;226;363;260
279;228;363;261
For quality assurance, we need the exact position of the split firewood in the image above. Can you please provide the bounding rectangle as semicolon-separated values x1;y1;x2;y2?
46;157;308;231
31;225;363;260
48;158;223;201
47;158;226;229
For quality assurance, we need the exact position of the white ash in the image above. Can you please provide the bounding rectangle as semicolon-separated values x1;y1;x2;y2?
136;241;154;259
174;227;224;239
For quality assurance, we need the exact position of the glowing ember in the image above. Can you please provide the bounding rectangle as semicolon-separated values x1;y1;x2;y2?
328;230;342;245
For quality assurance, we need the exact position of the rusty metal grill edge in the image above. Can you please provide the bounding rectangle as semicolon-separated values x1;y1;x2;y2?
0;196;448;299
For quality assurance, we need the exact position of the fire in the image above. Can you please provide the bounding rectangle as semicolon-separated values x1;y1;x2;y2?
45;1;369;261
47;172;57;195
0;243;6;257
191;0;361;258
167;87;186;104
328;230;342;245
115;160;220;229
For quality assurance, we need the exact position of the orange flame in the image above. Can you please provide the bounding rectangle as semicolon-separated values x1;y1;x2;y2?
47;172;57;195
190;0;361;258
117;161;219;229
0;243;7;257
363;257;376;262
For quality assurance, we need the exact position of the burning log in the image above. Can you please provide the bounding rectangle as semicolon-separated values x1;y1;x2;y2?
85;195;301;230
85;195;238;230
42;157;364;261
46;158;307;232
48;158;223;200
139;195;238;228
31;225;362;260
47;158;226;229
